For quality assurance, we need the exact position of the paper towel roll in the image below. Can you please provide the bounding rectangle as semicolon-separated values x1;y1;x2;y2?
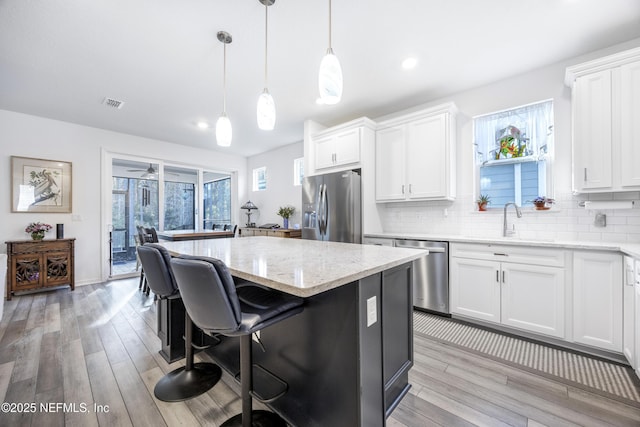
583;200;635;210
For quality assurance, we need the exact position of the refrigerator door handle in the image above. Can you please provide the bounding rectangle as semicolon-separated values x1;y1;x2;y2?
319;184;327;235
323;184;329;235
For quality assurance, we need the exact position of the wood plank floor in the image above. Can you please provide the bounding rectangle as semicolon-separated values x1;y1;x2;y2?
0;278;639;426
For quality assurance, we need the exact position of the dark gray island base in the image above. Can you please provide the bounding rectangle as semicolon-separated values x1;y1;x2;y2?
203;262;413;427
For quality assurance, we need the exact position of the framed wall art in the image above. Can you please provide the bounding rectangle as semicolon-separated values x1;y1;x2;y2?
11;156;72;213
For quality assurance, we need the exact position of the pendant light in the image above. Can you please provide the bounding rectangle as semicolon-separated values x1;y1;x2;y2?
318;0;342;105
257;0;276;130
216;31;233;147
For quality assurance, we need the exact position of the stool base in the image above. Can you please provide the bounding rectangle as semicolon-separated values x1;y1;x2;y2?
153;362;221;402
221;409;287;427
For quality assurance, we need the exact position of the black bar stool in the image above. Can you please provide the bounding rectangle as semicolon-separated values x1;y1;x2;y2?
170;256;304;427
137;244;222;401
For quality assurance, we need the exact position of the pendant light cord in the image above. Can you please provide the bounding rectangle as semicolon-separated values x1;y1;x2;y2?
328;0;332;49
264;3;268;87
223;42;227;113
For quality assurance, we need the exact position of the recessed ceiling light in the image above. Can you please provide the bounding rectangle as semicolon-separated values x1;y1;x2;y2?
402;57;417;70
197;121;210;129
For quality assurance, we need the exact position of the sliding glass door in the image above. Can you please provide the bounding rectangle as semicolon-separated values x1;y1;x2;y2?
110;158;232;278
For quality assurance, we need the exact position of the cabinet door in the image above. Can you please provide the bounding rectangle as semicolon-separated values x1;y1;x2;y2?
375;126;406;201
573;251;623;352
623;256;636;367
573;70;613;191
406;114;448;199
333;128;361;167
450;257;501;323
501;263;565;338
620;61;640;188
43;251;71;286
12;253;42;291
314;135;336;170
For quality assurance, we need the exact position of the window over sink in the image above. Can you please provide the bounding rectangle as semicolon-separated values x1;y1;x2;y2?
473;100;554;208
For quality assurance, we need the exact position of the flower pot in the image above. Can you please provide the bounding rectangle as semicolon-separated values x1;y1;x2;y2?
478;202;488;212
283;218;289;229
31;231;45;241
534;202;549;210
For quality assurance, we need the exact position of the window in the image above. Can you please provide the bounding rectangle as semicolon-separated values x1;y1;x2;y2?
293;157;304;186
253;166;267;191
203;177;231;228
474;100;553;207
164;181;195;230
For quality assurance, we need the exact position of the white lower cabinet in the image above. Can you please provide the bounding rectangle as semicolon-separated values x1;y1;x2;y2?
623;256;636;368
450;258;501;323
450;244;566;339
500;263;565;338
635;259;640;377
573;251;623;352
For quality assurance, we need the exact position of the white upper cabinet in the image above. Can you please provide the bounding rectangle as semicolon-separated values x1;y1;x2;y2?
375;102;457;202
566;47;640;193
305;117;376;176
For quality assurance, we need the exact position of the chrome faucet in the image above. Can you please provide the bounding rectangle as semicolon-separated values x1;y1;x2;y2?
503;202;522;237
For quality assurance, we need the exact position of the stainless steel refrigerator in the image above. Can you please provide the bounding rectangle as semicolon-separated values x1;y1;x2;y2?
302;170;362;243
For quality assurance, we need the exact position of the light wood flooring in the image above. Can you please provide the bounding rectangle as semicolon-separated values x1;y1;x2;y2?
1;278;640;426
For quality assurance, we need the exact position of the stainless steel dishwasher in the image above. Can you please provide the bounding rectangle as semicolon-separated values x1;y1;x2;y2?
394;239;449;315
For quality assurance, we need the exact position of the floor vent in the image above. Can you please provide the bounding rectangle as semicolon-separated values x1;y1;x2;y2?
103;97;125;109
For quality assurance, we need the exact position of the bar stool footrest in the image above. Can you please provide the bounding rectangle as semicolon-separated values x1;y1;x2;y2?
234;364;288;403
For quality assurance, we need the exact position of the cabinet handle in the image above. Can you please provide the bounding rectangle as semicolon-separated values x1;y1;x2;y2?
496;270;500;282
401;184;405;194
409;184;412;194
584;167;587;182
502;271;505;283
493;253;508;257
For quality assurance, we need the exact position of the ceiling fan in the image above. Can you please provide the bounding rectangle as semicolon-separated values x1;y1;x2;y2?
127;163;179;178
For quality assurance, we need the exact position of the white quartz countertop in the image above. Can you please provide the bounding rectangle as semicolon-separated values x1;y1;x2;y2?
159;237;426;297
365;233;640;259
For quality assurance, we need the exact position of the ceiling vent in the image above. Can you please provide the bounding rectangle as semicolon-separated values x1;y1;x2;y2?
102;97;125;109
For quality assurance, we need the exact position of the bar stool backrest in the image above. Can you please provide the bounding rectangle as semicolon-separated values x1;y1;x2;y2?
171;256;242;334
137;244;179;298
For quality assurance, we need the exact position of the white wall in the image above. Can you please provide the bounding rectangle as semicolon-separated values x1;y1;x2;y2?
0;109;247;285
374;39;640;243
245;142;304;228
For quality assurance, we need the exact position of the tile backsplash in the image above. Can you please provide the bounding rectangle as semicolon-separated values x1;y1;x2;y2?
379;191;640;243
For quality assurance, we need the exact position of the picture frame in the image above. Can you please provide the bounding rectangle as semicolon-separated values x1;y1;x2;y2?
11;156;72;213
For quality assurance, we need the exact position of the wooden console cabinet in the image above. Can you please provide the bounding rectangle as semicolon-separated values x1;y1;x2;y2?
5;238;75;300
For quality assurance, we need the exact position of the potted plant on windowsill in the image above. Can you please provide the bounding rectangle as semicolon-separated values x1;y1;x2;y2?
532;196;554;210
277;205;295;229
476;194;491;211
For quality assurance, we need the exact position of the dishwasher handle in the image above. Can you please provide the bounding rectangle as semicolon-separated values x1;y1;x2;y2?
394;243;446;253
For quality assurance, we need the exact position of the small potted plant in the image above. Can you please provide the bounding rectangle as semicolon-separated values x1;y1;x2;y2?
476;194;491;211
532;196;554;210
25;222;52;240
277;205;295;229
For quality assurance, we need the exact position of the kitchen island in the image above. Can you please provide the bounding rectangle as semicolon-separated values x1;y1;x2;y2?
159;237;426;427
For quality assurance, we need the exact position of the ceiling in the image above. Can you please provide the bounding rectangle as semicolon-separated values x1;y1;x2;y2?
1;0;640;158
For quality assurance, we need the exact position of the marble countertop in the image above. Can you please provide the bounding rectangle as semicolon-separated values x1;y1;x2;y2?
365;233;640;259
159;237;426;297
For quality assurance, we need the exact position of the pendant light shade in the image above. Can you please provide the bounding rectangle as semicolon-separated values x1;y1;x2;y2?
318;0;342;105
216;31;232;147
257;89;276;130
319;48;342;105
257;0;276;130
216;112;232;147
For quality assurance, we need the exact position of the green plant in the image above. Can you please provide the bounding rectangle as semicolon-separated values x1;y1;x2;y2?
277;205;295;219
477;194;491;204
